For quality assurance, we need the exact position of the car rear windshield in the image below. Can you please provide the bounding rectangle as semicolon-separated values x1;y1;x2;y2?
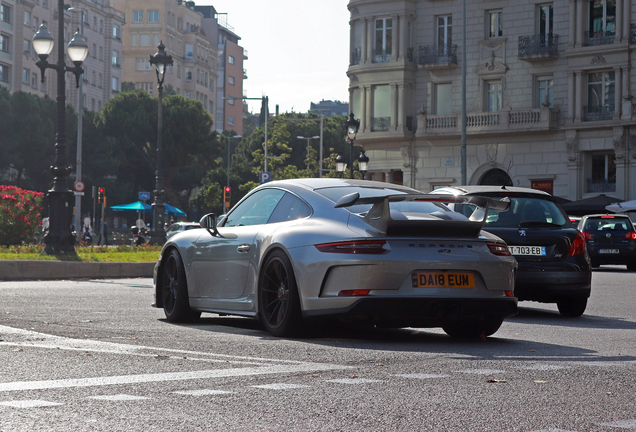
456;197;568;228
581;217;634;232
315;186;456;217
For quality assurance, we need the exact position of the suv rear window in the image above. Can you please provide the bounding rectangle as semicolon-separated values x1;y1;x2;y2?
457;197;568;228
581;217;634;232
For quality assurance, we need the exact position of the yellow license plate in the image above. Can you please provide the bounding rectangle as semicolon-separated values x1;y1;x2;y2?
411;272;475;288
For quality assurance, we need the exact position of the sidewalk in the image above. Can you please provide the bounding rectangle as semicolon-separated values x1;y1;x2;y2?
0;260;154;281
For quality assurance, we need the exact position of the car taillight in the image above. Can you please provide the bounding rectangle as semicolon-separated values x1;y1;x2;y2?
581;231;593;240
487;242;511;256
338;290;370;296
315;240;387;254
625;232;636;240
568;232;587;257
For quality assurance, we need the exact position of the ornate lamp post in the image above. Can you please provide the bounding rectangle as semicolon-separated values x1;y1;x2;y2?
358;151;370;179
32;5;88;254
344;113;360;179
148;41;173;245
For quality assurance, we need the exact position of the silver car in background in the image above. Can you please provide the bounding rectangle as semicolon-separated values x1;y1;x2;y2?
153;179;517;338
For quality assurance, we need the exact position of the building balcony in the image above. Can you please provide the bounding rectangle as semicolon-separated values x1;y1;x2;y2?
373;49;391;64
518;34;559;61
586;178;616;193
585;30;615;46
416;107;560;137
371;117;391;132
418;44;457;70
583;105;615;121
351;48;361;66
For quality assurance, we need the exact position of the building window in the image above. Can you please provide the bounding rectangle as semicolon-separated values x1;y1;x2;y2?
131;34;137;47
434;83;453;115
486;81;503;112
589;0;616;36
23;39;30;53
140;34;150;46
185;91;192;99
42;0;48;7
587;151;616;192
374;18;392;62
185;67;192;81
216;112;223;123
371;85;391;131
539;4;553;37
185;44;193;58
0;33;9;53
488;10;503;38
98;46;103;61
133;11;143;23
136;58;151;71
112;50;119;66
148;11;158;23
154;34;159;46
228;98;234;105
112;25;120;40
31;73;37;88
0;4;11;24
228;55;235;65
22;68;29;84
0;63;8;82
23;10;30;26
585;71;615;121
536;77;553;108
228;116;234;126
228;76;235;85
437;16;452;54
112;77;119;92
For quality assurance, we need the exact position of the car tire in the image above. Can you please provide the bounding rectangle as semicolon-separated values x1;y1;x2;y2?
556;298;587;317
258;250;303;337
442;317;503;338
160;249;201;323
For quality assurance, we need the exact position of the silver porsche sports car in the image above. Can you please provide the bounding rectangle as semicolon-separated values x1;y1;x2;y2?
153;178;518;338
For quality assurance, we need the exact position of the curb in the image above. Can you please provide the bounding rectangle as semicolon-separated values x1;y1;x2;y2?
0;261;155;281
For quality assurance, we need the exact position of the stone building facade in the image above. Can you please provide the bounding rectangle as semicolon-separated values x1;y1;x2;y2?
347;0;636;201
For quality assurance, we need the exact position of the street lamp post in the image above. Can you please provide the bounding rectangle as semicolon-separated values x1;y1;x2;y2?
67;7;85;243
358;151;369;179
148;41;173;245
225;134;241;213
344;113;361;179
32;2;88;255
296;135;319;170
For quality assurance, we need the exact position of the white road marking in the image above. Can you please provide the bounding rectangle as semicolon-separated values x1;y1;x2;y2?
0;363;351;393
252;384;310;390
395;373;450;379
0;400;63;408
326;378;381;384
173;389;233;396
455;369;508;375
88;394;149;401
515;365;570;371
599;419;636;429
527;429;579;432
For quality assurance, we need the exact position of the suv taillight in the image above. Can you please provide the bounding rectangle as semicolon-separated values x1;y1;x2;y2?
568;232;587;257
625;232;636;240
581;231;593;240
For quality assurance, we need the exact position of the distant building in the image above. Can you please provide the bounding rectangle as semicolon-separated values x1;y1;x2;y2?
0;0;124;112
310;100;349;117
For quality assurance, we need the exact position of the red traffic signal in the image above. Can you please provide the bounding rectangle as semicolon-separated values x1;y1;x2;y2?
223;186;231;206
224;186;231;192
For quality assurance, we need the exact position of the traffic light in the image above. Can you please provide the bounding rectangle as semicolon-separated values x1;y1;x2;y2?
98;187;105;205
223;186;231;208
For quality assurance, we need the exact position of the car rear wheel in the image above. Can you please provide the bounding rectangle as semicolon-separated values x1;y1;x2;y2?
556;298;587;317
442;317;503;338
161;249;201;323
258;250;303;337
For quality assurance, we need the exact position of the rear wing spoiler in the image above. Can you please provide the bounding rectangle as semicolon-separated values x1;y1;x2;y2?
334;193;510;237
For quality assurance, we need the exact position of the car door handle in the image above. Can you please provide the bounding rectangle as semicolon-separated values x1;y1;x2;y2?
237;244;250;253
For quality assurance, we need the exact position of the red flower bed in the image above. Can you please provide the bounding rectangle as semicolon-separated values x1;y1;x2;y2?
0;186;44;245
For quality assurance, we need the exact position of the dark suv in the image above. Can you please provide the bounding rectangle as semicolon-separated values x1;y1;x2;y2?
432;186;591;317
578;214;636;270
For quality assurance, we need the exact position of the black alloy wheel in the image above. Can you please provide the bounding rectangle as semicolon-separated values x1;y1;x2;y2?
161;249;201;322
258;250;303;337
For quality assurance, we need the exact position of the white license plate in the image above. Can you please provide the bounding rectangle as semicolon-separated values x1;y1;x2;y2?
599;249;619;254
509;246;546;256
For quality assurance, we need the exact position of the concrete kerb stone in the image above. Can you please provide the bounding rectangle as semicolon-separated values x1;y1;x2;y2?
0;261;155;281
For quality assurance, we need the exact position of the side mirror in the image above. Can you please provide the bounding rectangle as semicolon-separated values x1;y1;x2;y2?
199;213;219;237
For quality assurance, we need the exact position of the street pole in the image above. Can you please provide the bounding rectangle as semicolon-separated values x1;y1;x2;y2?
264;96;269;174
73;10;84;242
319;116;324;177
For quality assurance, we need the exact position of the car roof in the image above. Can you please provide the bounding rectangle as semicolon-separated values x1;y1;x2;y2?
581;214;631;219
256;178;422;194
432;185;552;197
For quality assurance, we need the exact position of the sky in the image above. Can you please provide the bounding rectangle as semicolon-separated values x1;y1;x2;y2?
196;0;351;114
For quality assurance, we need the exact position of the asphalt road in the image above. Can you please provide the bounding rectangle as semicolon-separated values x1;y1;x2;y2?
0;267;635;431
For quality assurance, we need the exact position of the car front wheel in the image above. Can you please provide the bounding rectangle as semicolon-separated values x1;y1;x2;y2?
442;317;504;338
556;298;587;317
258;250;303;337
160;249;201;323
